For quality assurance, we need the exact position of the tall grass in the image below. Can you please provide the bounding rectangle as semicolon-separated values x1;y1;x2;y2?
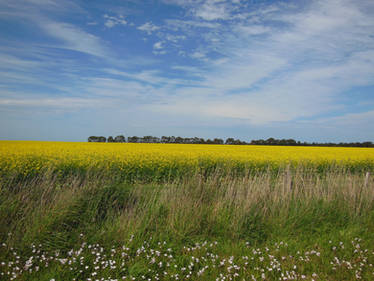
1;168;374;280
1;168;373;243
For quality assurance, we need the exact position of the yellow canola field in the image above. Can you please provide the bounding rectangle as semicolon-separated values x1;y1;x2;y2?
1;141;374;179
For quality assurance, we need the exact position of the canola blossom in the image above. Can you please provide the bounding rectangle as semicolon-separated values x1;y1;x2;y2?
1;141;374;181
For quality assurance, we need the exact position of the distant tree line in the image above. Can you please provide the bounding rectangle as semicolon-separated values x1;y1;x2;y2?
88;135;374;147
88;135;224;144
249;138;374;147
88;135;125;143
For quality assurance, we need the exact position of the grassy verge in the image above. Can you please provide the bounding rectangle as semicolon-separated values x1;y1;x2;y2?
0;169;374;280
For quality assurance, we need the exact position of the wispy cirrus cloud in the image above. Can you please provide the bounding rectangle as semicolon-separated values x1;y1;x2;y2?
153;41;166;55
103;14;127;28
192;0;231;21
0;0;109;58
1;0;374;141
40;22;108;57
165;19;220;30
0;54;41;70
145;0;374;128
163;0;240;21
137;22;160;35
0;97;104;108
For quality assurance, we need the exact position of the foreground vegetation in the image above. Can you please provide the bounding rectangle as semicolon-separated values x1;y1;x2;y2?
1;169;374;280
1;141;374;280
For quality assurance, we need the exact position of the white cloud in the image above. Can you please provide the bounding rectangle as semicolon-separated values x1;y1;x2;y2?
193;0;230;21
152;41;166;55
201;53;287;90
165;34;186;43
0;54;40;69
21;0;60;7
151;0;374;125
0;71;42;84
103;14;127;28
0;0;78;11
163;0;240;21
82;77;153;101
105;21;116;28
171;65;204;77
190;51;206;59
105;69;196;87
153;41;163;50
0;0;106;57
153;50;167;55
165;19;220;30
0;97;103;108
296;110;374;141
235;24;270;35
137;22;160;35
40;21;108;57
307;110;374;127
1;0;374;138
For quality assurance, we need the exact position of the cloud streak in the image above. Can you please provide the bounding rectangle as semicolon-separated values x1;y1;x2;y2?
104;14;127;28
40;21;108;57
137;22;160;35
146;0;374;126
0;0;373;141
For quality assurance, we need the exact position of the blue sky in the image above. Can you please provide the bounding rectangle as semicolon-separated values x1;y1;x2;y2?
0;0;374;142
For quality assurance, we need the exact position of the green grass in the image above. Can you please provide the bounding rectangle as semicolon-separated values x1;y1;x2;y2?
0;169;374;280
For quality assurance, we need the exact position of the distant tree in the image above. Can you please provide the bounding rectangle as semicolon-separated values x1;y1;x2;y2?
114;135;125;143
233;139;245;145
213;138;224;144
88;136;98;142
362;141;373;147
175;136;183;144
90;134;374;147
190;137;200;144
142;136;152;143
141;136;160;143
129;136;140;143
225;138;235;145
266;137;276;145
88;136;107;142
184;138;192;144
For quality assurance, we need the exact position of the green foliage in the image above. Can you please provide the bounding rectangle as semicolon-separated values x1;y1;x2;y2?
1;170;374;280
